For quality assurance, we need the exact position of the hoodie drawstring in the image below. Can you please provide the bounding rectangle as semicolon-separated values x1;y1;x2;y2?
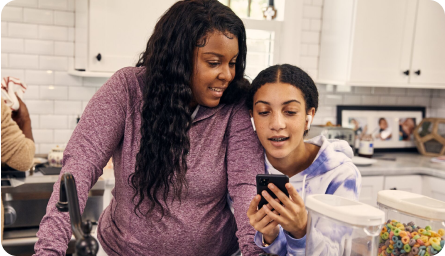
301;174;308;204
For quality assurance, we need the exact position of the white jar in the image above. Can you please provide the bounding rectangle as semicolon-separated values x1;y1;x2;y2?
48;145;64;167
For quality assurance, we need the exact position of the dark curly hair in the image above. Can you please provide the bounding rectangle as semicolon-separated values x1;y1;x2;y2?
246;64;319;136
131;0;248;217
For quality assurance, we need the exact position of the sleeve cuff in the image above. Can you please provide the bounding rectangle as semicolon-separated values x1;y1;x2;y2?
254;227;287;256
284;230;307;249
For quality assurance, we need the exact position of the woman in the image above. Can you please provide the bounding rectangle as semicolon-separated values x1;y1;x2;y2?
246;64;361;256
34;1;264;255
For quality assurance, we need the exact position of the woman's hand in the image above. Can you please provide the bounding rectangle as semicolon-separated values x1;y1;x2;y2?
261;183;307;239
247;194;280;244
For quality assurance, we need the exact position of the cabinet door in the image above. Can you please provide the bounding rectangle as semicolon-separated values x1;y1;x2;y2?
384;175;422;194
88;0;177;72
348;0;417;84
409;0;445;84
360;176;384;207
422;176;445;202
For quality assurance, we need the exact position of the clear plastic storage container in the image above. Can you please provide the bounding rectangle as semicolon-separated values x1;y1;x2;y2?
377;190;445;256
305;194;385;256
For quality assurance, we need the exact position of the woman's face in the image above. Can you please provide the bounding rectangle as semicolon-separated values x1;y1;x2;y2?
379;119;388;129
251;82;311;161
190;31;239;108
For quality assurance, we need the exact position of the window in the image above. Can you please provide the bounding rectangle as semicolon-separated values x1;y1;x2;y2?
219;0;268;20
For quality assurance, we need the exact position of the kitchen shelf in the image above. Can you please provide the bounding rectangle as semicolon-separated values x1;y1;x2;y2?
67;70;113;78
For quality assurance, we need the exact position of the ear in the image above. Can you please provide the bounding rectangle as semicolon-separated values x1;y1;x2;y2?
306;115;312;130
250;117;256;132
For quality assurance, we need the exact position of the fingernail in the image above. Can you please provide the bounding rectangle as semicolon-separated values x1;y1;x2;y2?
262;191;268;197
268;184;275;189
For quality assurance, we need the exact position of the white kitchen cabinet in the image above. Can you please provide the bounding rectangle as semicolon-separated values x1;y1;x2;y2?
383;175;423;194
359;176;384;207
422;176;445;201
318;0;445;88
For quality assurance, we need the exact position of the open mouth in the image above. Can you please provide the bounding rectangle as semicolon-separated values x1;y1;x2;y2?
268;137;289;142
209;87;224;92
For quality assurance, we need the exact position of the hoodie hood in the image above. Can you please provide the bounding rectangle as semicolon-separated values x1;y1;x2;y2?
265;135;354;182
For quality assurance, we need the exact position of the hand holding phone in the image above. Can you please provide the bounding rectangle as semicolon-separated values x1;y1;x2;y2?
256;174;289;209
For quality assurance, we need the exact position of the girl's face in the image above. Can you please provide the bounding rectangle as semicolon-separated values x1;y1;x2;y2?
251;82;312;161
190;31;239;108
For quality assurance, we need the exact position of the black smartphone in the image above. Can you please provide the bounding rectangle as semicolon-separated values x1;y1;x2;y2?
256;174;290;210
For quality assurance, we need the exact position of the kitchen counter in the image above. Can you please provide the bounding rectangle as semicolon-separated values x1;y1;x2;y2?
358;153;445;179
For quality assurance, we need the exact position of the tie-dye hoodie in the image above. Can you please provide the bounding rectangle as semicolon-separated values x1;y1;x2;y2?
254;135;362;256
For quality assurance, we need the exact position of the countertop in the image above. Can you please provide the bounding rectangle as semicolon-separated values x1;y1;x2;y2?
357;153;445;179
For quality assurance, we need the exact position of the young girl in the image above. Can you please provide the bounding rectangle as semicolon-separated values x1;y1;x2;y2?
246;64;361;256
34;1;264;255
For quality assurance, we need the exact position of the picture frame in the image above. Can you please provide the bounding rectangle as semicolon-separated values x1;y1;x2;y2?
337;106;426;152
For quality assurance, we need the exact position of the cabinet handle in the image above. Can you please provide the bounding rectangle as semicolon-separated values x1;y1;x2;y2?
415;70;421;75
390;187;397;190
96;53;102;61
403;70;409;76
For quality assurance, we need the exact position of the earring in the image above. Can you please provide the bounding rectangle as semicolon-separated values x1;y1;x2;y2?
306;115;312;130
251;117;256;132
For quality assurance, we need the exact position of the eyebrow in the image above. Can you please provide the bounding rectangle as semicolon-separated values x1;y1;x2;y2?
254;99;301;106
203;52;239;59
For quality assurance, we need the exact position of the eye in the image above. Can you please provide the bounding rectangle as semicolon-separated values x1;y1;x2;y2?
229;62;236;67
258;111;269;116
285;111;297;115
208;62;220;67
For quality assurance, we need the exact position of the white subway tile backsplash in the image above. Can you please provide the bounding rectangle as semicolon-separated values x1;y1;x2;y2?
68;27;74;41
396;96;414;106
54;11;74;26
1;6;23;22
302;18;311;30
40;115;68;129
54;71;82;86
436;108;445;118
362;95;380;105
8;22;38;38
54;129;73;143
354;87;372;94
39;0;68;10
342;95;361;105
54;100;81;114
432;97;445;108
2;22;8;36
83;77;108;87
39;143;62;154
406;88;423;96
81;100;89;112
378;96;395;105
310;19;322;31
6;0;38;8
308;44;319;56
39;55;68;70
303;6;323;19
54;41;74;56
25;100;53;114
301;31;320;44
40;85;68;100
2;38;25;53
372;87;390;95
300;44;309;56
68;114;79;129
25;70;54;84
316;106;335;117
389;88;406;95
1;68;25;79
29;114;39;129
9;54;39;69
336;85;352;93
23;85;40;100
39;25;68;41
24;8;53;24
67;0;75;11
324;95;343;105
33;129;53;143
25;39;54;54
68;87;96;101
1;54;8;67
440;90;445;97
413;97;430;107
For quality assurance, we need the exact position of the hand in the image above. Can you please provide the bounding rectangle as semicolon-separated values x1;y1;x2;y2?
261;183;307;239
11;95;31;128
247;194;280;244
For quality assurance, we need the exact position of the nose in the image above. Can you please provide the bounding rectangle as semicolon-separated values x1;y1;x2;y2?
218;64;234;82
270;113;285;131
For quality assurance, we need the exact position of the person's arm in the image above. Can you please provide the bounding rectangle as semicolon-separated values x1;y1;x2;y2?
1;99;35;171
11;95;34;141
33;69;129;255
226;101;265;256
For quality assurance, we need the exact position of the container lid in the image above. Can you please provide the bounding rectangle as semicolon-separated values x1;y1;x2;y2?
377;190;445;221
306;194;385;226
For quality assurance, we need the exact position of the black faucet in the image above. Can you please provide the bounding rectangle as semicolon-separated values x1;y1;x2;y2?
56;172;99;256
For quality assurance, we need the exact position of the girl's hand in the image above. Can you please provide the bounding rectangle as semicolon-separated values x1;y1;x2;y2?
247;194;280;244
261;183;307;239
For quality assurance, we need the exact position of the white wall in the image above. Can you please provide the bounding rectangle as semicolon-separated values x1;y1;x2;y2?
1;0;108;154
297;0;445;126
1;0;445;154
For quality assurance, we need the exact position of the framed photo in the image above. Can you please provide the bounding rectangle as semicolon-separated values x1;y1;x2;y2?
337;106;426;152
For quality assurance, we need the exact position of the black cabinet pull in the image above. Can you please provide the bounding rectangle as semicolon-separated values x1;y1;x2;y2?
390;187;397;190
403;70;409;76
415;70;421;75
96;53;102;61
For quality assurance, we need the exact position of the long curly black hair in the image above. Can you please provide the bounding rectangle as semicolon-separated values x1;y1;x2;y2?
246;64;319;136
131;0;248;217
